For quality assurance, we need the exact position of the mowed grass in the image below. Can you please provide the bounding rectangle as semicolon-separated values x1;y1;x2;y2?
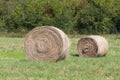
0;35;120;80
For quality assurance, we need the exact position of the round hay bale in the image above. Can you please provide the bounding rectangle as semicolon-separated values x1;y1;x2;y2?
24;26;71;61
77;35;109;57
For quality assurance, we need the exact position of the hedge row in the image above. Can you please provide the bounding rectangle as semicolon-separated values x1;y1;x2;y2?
0;0;120;34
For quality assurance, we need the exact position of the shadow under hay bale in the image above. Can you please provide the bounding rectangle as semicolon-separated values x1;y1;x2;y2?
24;26;71;62
77;35;109;57
71;54;79;57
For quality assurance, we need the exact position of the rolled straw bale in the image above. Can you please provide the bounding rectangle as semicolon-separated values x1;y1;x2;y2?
24;26;71;61
77;35;109;57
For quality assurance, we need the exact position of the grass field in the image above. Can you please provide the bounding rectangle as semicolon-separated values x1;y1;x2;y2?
0;35;120;80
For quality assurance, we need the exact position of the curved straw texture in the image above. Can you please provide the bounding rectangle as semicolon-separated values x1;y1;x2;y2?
24;26;71;61
77;35;109;57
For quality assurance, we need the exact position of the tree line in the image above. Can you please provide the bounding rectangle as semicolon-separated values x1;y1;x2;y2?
0;0;120;34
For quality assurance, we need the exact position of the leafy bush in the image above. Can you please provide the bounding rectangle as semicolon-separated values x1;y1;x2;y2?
0;0;120;34
75;0;118;34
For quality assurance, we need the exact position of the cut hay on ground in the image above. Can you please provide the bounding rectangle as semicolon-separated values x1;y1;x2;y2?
24;26;71;61
77;35;109;57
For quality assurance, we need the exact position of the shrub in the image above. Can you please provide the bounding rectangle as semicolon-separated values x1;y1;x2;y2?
0;0;120;34
75;0;118;34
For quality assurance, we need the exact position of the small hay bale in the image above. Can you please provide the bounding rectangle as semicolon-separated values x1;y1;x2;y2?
24;26;71;61
77;35;109;57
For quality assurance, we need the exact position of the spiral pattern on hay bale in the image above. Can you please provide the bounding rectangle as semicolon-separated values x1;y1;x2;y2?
24;26;71;61
77;35;109;57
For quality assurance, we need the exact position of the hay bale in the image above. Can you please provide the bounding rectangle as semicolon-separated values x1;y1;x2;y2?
77;35;109;57
24;26;71;61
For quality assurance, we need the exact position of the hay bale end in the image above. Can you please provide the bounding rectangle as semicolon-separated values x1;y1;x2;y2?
24;26;71;61
77;35;109;57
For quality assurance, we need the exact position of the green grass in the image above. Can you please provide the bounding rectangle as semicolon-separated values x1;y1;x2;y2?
0;35;120;80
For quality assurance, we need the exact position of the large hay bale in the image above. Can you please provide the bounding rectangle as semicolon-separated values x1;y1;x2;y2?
77;35;109;57
24;26;71;61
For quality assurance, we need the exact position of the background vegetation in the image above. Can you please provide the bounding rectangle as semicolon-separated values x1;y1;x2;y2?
0;0;120;35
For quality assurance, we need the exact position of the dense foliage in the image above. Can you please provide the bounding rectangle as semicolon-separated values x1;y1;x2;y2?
0;0;120;34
